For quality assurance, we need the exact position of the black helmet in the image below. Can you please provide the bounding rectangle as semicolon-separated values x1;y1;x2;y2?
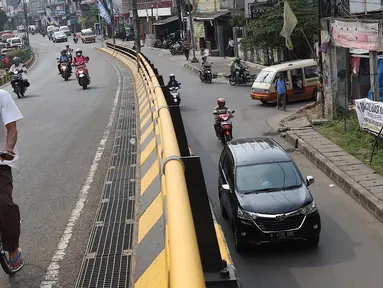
12;57;21;66
66;44;69;48
61;49;66;55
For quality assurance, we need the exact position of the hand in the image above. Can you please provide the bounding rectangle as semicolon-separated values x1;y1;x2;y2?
0;150;15;161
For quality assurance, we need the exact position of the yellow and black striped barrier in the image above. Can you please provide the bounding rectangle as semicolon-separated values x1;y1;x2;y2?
100;44;239;288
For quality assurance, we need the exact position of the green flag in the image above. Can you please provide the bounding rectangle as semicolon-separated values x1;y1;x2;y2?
280;0;297;50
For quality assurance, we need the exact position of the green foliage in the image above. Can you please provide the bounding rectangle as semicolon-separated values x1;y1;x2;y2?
229;10;246;27
0;11;8;31
7;48;30;63
242;0;318;50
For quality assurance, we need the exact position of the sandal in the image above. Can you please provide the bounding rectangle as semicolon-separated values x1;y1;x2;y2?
7;248;24;273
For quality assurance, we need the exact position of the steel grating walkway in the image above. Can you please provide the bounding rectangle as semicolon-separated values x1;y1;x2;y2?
76;58;137;288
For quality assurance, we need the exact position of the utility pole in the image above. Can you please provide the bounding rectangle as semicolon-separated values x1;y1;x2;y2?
188;9;198;62
150;4;154;34
97;7;104;47
110;0;115;44
318;0;324;116
23;0;30;49
176;0;182;39
132;0;140;71
370;51;379;101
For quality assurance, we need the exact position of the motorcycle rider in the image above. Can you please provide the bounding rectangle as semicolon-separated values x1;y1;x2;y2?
58;49;70;74
229;57;243;82
72;48;90;80
9;57;29;92
213;98;232;137
167;73;179;88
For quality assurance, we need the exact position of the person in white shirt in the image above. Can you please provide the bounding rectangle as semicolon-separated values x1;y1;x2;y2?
226;38;234;57
0;89;24;272
9;57;30;93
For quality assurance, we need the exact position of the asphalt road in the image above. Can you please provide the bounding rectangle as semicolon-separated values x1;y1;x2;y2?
0;35;118;287
142;47;383;288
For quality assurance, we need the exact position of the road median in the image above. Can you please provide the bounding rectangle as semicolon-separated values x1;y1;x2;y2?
100;44;239;288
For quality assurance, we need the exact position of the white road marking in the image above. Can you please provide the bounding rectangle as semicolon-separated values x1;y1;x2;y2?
40;56;121;287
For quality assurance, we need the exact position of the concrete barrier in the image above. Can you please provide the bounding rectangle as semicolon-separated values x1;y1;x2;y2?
100;45;239;288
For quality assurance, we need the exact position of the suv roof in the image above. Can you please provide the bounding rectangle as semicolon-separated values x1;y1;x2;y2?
227;138;290;166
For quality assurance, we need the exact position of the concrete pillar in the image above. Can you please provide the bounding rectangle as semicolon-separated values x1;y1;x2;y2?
369;51;379;101
233;26;238;57
217;26;225;57
242;27;248;61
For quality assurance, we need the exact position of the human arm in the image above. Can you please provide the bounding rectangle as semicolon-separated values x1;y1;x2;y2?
1;91;23;153
9;64;15;73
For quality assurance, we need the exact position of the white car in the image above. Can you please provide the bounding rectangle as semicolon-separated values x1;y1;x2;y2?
17;25;25;32
59;26;71;36
52;31;68;43
6;37;22;48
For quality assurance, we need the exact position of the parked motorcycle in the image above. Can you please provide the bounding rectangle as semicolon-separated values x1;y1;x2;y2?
10;70;26;98
74;57;90;89
214;110;235;143
169;83;181;105
153;39;162;48
229;67;254;87
169;41;183;55
161;39;171;49
199;64;213;84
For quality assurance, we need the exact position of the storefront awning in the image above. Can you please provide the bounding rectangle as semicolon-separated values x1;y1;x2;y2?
193;10;230;21
153;15;179;26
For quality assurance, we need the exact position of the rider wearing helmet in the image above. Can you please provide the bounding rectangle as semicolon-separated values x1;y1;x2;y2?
213;98;231;137
9;57;29;91
58;49;70;74
72;48;90;79
167;73;179;88
229;57;243;80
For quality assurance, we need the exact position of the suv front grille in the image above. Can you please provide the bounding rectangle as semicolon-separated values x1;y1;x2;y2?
255;214;305;232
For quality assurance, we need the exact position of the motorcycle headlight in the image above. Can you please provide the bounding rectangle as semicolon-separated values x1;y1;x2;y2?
237;207;257;221
300;202;317;215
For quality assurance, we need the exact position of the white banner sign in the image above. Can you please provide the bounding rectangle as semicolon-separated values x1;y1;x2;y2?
355;98;383;135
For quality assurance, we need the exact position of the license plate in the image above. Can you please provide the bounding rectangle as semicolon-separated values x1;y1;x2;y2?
270;231;295;240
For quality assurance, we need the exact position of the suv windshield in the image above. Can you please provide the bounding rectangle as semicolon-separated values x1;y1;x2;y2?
83;30;94;36
12;39;21;44
254;70;276;84
236;161;302;193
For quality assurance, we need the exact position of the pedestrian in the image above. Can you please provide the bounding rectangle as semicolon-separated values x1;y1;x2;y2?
226;38;234;57
183;39;190;61
0;89;24;273
141;31;146;46
275;73;287;111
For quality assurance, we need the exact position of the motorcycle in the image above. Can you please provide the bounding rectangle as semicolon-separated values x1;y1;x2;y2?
214;110;235;143
10;70;26;98
199;64;213;84
169;83;181;105
74;57;90;89
58;60;71;81
229;67;254;87
169;41;183;55
73;36;78;44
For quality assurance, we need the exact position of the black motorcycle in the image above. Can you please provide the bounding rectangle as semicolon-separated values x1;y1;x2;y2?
199;64;213;84
10;70;27;98
169;83;181;105
169;41;183;55
73;36;78;43
58;61;71;81
229;67;254;87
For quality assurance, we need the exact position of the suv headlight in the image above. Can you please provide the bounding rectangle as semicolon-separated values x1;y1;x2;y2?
237;207;257;220
300;202;317;215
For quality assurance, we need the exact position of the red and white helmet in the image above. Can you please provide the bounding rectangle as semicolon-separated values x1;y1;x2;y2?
217;98;225;107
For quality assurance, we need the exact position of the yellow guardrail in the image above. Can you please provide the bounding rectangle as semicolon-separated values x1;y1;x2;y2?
103;43;207;287
138;53;206;288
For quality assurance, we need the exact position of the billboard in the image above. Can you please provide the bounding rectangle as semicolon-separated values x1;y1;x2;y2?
331;20;380;51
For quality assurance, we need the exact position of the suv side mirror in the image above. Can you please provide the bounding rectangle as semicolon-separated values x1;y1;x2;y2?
306;175;315;186
222;184;230;191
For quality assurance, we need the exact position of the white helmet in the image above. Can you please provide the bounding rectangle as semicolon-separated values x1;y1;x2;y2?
75;48;82;56
169;73;175;78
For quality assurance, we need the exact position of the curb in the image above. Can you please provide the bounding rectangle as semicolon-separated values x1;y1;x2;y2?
0;50;36;87
284;131;383;224
280;101;319;126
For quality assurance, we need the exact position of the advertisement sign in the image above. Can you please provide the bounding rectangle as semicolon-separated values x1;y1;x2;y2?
355;98;383;135
331;20;379;51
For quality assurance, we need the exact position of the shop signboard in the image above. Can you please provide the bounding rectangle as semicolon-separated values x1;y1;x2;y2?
331;20;379;51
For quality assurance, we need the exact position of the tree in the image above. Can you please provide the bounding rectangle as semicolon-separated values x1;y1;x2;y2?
0;11;9;31
242;0;318;55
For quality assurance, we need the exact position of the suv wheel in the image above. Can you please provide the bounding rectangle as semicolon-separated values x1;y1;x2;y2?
234;227;246;253
219;193;228;219
306;236;319;248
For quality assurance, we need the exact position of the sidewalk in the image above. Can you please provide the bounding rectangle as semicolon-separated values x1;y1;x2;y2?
113;39;266;80
279;118;383;224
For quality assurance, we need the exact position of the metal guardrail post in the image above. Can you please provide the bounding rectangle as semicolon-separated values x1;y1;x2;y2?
140;55;206;288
